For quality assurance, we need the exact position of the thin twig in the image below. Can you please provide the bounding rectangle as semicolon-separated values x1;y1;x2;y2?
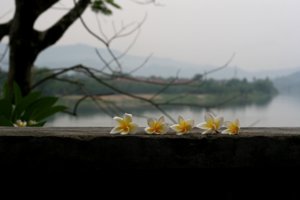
0;44;8;63
0;9;13;20
95;13;108;41
31;65;79;89
128;53;153;74
95;48;114;72
202;53;236;78
131;0;165;6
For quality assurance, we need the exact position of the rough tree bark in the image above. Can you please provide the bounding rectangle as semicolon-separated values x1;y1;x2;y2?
0;0;91;95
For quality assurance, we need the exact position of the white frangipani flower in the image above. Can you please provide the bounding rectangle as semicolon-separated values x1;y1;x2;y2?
170;116;194;135
196;112;224;134
145;116;169;135
222;119;240;135
110;113;138;135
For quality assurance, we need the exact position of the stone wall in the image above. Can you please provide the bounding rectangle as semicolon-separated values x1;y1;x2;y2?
0;127;300;171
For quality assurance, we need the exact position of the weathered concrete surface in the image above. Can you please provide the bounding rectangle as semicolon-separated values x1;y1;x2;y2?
0;127;300;170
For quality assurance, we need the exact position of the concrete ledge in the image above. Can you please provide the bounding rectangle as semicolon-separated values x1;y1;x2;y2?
0;127;300;170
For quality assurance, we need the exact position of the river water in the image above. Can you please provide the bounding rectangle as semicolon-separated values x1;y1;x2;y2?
47;95;300;127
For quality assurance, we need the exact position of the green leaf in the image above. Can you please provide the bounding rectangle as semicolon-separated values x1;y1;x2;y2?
13;91;42;121
13;82;23;105
34;105;67;122
105;0;121;9
0;99;12;119
91;0;120;15
2;82;12;102
26;96;59;119
36;121;46;127
28;121;46;127
0;116;13;127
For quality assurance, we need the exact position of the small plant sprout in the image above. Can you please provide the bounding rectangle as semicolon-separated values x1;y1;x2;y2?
28;120;38;126
110;113;138;135
13;120;27;127
222;119;240;135
170;116;194;135
197;112;224;134
145;116;169;135
0;82;67;127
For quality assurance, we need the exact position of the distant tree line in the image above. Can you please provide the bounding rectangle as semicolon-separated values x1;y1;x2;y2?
0;68;275;97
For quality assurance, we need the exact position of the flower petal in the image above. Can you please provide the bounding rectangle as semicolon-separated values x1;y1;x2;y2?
147;118;155;127
224;121;231;127
217;117;224;128
202;129;213;135
129;123;138;134
196;122;210;130
178;116;184;124
235;119;240;127
145;127;154;134
205;112;214;122
110;127;121;134
123;113;133;123
158;116;165;123
160;124;169;134
221;129;230;134
170;124;180;132
120;131;129;135
113;116;124;124
186;119;195;127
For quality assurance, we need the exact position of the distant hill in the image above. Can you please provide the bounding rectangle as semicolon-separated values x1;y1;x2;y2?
1;43;299;79
273;71;300;94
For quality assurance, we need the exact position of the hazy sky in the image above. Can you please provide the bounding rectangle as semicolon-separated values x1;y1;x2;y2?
1;0;300;71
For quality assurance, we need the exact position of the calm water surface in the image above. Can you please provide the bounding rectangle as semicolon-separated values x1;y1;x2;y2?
47;95;300;127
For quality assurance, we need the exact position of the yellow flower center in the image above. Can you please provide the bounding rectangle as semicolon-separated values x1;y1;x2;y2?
179;121;191;133
206;118;221;130
120;120;131;132
228;123;239;134
149;122;163;133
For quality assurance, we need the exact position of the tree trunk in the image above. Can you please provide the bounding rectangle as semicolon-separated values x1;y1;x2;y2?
8;42;38;96
8;0;54;96
7;0;90;96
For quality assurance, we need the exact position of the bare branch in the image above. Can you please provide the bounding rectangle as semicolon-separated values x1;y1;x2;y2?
163;93;188;104
131;0;165;6
96;28;142;73
150;78;177;101
35;72;117;117
0;9;13;20
95;48;114;72
107;14;147;44
106;46;122;71
54;65;173;122
202;53;236;78
79;11;147;72
78;11;107;44
95;13;108;41
38;0;91;50
128;53;153;75
0;20;11;41
71;91;115;117
53;77;84;86
31;0;60;14
114;28;141;61
51;7;73;10
157;94;240;109
152;104;176;123
0;44;9;64
31;65;80;89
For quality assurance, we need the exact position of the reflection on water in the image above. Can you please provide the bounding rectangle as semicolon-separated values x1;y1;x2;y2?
47;95;300;127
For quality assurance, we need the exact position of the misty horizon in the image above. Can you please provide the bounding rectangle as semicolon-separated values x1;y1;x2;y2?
1;0;300;72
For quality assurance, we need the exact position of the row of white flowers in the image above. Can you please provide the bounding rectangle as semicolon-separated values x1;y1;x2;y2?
110;112;240;135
